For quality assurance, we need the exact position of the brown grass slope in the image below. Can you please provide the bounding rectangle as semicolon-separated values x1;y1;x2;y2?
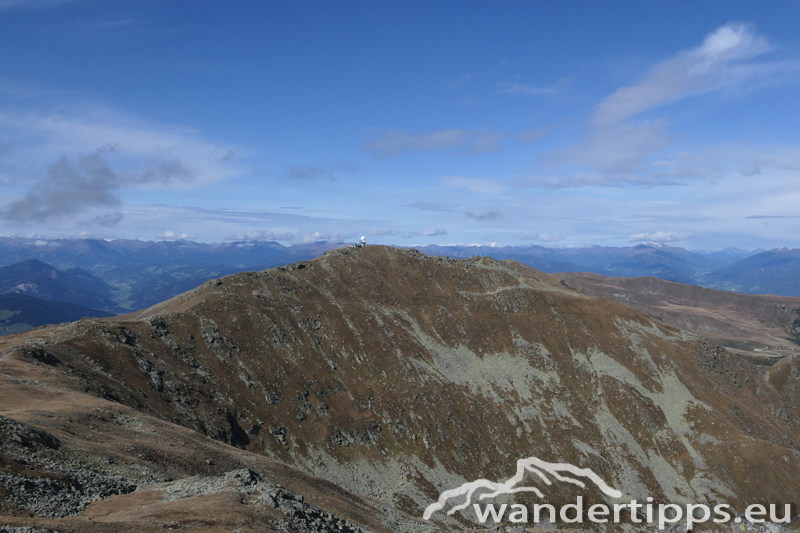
2;245;800;531
558;272;800;359
0;343;408;532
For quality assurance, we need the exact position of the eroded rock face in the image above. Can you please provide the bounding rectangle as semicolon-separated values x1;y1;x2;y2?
3;246;800;530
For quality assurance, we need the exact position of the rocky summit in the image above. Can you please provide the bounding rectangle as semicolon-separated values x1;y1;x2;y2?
1;245;799;532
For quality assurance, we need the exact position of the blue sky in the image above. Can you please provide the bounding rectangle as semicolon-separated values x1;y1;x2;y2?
1;0;800;249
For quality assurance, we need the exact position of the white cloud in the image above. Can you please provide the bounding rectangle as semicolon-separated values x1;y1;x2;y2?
594;23;770;127
225;229;296;242
368;227;397;236
440;175;506;195
560;120;674;177
367;128;506;156
295;231;354;244
518;233;565;242
422;228;447;236
531;23;795;189
156;231;195;241
627;231;690;243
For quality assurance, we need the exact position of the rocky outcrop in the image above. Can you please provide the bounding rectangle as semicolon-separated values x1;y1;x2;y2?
0;416;135;518
149;469;369;533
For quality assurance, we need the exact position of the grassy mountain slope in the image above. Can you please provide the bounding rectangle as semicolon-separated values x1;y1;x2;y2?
1;246;799;530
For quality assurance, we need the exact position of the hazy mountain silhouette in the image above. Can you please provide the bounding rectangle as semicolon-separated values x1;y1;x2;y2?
0;259;116;310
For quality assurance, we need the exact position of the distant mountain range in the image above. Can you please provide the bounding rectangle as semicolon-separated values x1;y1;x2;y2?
0;293;114;336
413;243;757;284
2;237;800;336
0;259;116;310
696;247;800;296
0;237;341;313
414;243;800;295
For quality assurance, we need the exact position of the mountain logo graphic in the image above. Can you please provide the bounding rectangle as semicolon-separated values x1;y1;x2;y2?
423;456;622;520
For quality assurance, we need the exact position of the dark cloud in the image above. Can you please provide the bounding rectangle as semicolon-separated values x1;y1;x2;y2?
0;149;197;224
1;152;120;223
136;156;195;184
92;210;124;227
465;211;501;221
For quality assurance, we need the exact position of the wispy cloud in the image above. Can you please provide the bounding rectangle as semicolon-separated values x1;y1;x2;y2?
465;210;501;221
225;229;296;242
0;0;80;10
0;106;245;223
560;120;674;177
594;24;770;128
156;230;195;241
520;23;800;189
496;77;572;96
295;231;354;244
283;162;358;182
518;232;565;242
401;228;448;238
446;73;473;90
440;175;506;195
628;231;690;243
516;127;549;143
367;128;506;157
745;215;800;219
405;202;457;213
455;96;479;108
0;140;11;158
0;106;243;187
368;227;397;236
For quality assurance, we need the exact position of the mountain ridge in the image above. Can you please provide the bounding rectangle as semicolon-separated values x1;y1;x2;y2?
0;259;116;311
2;245;799;531
0;293;114;336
